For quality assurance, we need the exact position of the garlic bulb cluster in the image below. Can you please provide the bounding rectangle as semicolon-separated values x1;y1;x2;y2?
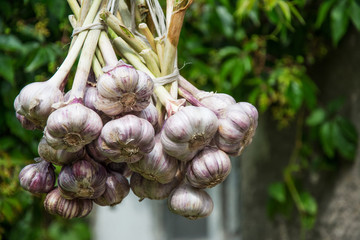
14;0;259;220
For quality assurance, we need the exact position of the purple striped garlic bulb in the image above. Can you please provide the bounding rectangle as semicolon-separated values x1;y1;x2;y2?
94;170;130;206
44;103;103;152
198;92;236;115
44;188;93;219
95;115;155;163
94;61;154;116
128;135;178;184
186;147;231;188
168;183;214;220
14;82;64;128
38;137;85;166
130;172;182;200
215;102;258;156
58;158;107;199
19;158;55;194
161;106;218;162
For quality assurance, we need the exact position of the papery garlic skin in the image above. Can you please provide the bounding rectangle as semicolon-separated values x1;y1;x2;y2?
215;102;258;156
96;115;155;163
130;173;181;200
168;184;214;220
14;82;64;128
186;147;231;188
44;103;103;152
38;137;85;166
44;188;93;219
94;170;130;206
94;61;154;116
128;135;178;184
19;158;55;194
161;106;218;162
58;158;107;199
198;93;236;115
16;113;38;130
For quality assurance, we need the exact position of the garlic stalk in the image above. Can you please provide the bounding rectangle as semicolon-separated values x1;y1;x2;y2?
14;0;102;128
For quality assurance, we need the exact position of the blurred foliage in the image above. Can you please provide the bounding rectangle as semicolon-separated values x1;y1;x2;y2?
0;0;359;239
0;0;90;239
178;0;359;236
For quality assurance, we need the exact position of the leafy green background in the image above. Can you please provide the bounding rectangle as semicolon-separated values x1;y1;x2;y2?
0;0;359;239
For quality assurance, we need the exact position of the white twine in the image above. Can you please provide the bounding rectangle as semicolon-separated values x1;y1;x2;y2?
71;23;105;37
153;68;179;86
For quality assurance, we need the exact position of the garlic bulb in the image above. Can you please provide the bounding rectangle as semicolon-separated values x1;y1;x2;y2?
19;158;55;194
186;147;231;188
94;61;154;116
94;170;130;206
198;93;236;115
96;115;155;163
107;162;132;178
38;137;85;166
44;103;103;152
44;188;93;219
168;184;213;220
16;113;38;130
128;135;178;184
132;103;158;130
86;140;111;164
67;85;111;124
215;102;258;156
130;173;181;200
14;82;64;128
161;106;218;161
58;157;107;199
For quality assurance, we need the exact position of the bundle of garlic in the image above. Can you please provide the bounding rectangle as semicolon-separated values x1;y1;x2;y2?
15;0;258;220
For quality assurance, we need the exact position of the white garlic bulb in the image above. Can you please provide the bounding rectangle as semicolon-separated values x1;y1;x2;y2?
95;114;155;163
44;103;103;152
94;61;154;116
161;106;218;161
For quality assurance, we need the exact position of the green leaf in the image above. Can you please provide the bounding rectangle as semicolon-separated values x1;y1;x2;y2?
306;108;326;126
300;191;317;215
349;0;360;30
330;1;350;45
216;6;234;37
0;35;24;53
320;121;335;158
278;1;291;22
220;58;239;83
268;182;286;203
315;0;336;28
0;55;14;85
289;4;305;24
217;46;241;60
286;80;303;110
333;117;358;160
